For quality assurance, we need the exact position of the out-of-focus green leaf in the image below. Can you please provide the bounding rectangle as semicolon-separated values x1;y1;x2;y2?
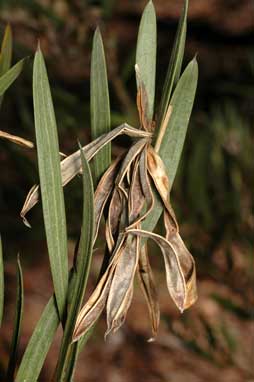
0;235;4;327
143;58;198;233
0;58;26;96
136;0;157;120
187;130;212;227
0;24;12;76
158;0;188;125
91;28;111;185
16;296;59;382
6;256;24;382
33;46;68;319
56;145;94;381
211;294;252;320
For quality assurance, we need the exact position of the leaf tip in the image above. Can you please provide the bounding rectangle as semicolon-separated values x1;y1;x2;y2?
93;26;102;43
191;54;198;67
5;23;12;35
148;0;154;8
36;40;41;53
77;139;82;151
145;0;156;15
95;25;100;34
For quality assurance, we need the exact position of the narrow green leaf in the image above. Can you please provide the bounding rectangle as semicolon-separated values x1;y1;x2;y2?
159;58;198;181
158;0;188;126
33;46;68;319
143;58;198;233
16;269;92;381
0;235;4;327
61;346;78;382
136;0;157;120
0;58;26;96
16;296;59;382
91;28;111;185
56;144;94;381
6;256;24;382
0;24;12;76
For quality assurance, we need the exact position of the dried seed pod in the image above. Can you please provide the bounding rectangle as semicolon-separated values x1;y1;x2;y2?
138;243;160;338
20;123;152;224
72;235;126;342
73;68;197;342
106;235;139;336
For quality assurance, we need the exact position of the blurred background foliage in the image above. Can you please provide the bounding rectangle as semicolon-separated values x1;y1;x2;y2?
0;1;253;381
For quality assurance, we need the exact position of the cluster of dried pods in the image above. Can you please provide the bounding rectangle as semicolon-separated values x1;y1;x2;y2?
12;67;197;343
71;68;197;341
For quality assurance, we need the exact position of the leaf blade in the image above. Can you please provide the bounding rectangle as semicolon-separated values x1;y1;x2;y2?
159;57;198;181
56;145;94;381
16;296;59;382
33;47;68;318
91;28;111;185
6;256;24;382
0;24;12;106
0;58;26;96
136;0;157;120
0;24;12;75
157;0;188;126
143;58;198;233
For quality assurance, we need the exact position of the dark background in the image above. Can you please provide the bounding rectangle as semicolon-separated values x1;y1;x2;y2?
0;1;253;381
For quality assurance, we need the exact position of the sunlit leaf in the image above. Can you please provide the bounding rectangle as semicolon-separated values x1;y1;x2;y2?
33;46;68;318
136;0;157;120
6;256;24;382
91;28;111;185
